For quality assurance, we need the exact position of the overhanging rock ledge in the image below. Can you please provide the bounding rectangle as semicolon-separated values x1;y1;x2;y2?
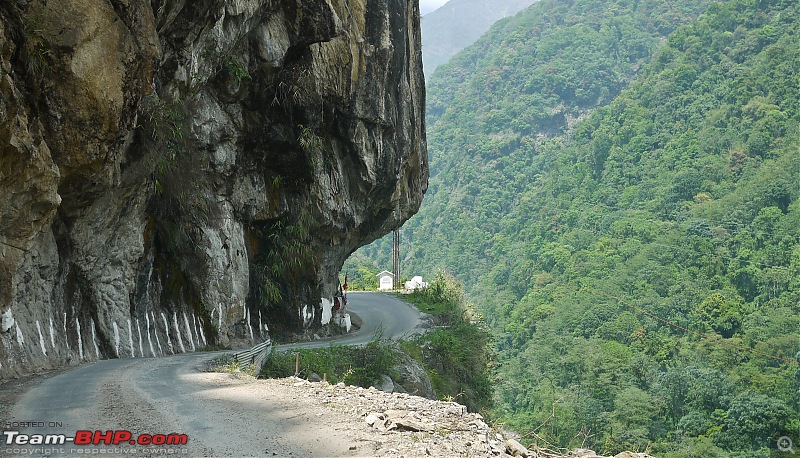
0;0;427;378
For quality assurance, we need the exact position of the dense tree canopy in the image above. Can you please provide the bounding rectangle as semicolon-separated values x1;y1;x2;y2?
356;0;800;455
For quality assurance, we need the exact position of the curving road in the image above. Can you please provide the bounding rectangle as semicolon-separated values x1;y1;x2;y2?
281;292;426;350
3;293;424;457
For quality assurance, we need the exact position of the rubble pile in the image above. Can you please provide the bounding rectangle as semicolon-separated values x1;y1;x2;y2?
279;377;654;458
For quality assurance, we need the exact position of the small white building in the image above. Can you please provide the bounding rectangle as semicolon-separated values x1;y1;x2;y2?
404;276;428;291
376;270;395;290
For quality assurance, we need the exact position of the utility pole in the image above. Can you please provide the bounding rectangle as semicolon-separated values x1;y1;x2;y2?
392;228;400;289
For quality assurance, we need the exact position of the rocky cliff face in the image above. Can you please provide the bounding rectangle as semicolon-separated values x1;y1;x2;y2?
0;0;427;379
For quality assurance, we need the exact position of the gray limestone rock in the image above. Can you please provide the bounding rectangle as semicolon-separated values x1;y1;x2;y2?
375;374;395;393
506;438;532;457
392;351;436;399
0;0;427;379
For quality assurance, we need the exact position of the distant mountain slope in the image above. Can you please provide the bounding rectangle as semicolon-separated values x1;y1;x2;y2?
367;0;716;280
421;0;538;77
356;0;800;455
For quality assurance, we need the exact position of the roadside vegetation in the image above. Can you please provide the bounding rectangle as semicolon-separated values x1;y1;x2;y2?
205;354;258;378
400;271;495;415
259;272;495;416
260;340;396;387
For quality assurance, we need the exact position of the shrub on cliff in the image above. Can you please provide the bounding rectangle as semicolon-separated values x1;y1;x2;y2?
403;271;495;415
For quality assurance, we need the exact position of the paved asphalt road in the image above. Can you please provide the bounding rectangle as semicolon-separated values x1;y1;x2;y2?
3;293;424;456
280;292;426;349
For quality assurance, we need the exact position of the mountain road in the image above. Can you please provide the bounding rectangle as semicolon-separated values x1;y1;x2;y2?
3;292;425;457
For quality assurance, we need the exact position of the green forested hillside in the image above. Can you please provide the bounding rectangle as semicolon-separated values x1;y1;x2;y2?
356;0;800;456
421;0;538;77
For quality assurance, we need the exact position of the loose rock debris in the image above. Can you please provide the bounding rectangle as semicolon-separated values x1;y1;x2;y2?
278;377;654;458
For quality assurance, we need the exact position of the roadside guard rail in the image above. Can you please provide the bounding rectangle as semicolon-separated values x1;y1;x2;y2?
232;338;272;369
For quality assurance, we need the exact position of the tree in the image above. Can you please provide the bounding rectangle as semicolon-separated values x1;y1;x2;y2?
693;293;743;338
718;391;791;450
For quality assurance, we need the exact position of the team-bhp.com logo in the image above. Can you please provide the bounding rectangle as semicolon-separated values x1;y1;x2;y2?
3;430;188;446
